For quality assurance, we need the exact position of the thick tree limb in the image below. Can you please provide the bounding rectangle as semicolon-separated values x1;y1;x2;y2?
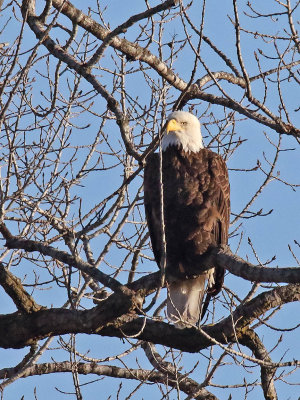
130;245;300;289
0;263;44;313
101;283;300;354
205;245;300;283
206;283;300;339
0;286;143;349
0;283;298;351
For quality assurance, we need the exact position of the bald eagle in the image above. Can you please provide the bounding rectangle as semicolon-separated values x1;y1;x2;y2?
144;111;230;328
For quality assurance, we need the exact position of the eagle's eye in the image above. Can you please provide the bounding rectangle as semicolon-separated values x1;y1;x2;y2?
181;121;187;126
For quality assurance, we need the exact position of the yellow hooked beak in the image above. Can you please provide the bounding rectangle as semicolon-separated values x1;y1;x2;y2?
166;118;181;134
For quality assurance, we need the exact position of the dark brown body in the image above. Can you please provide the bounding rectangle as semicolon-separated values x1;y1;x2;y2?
144;146;230;298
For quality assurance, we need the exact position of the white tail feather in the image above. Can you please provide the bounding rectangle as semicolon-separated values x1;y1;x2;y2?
167;275;206;329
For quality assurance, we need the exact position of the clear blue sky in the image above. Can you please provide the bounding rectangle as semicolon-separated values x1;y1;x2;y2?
0;1;299;399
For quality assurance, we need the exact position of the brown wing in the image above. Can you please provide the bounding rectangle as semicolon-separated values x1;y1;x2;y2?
210;153;230;245
204;151;230;296
190;150;230;319
143;152;162;266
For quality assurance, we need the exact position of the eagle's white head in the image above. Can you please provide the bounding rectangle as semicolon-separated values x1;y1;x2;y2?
162;111;204;153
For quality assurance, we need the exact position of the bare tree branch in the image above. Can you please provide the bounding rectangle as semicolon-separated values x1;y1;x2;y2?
206;246;300;284
0;1;299;398
239;329;277;400
0;360;219;400
47;0;300;138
